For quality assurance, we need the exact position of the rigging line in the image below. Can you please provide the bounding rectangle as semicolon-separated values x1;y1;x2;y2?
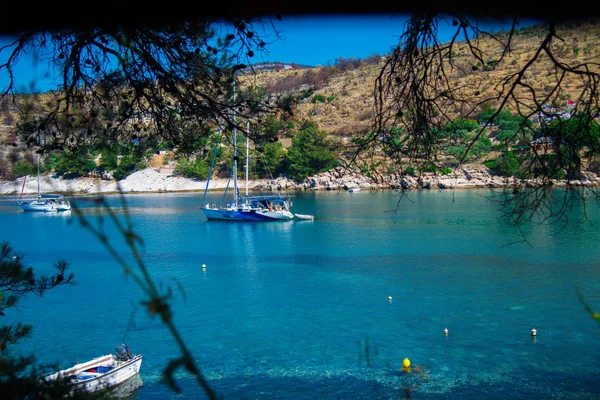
19;175;27;201
20;148;35;201
202;126;223;204
221;168;233;205
254;151;283;196
256;151;275;181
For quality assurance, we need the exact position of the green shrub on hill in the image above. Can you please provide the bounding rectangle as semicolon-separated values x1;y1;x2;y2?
485;152;523;178
53;150;97;178
175;158;211;180
11;160;34;177
253;141;285;178
285;120;339;181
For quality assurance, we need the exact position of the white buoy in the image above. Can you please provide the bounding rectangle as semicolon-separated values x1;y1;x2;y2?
388;296;393;301
444;328;448;335
531;328;537;337
202;264;206;269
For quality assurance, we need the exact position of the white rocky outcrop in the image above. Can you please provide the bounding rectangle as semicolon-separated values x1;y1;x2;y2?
2;166;598;196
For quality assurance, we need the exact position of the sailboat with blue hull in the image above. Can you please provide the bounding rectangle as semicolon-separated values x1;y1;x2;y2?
201;93;295;222
200;139;295;221
201;195;294;221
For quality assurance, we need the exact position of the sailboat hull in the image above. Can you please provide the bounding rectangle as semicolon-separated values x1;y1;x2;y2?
200;94;297;223
17;200;58;212
17;149;71;212
17;195;71;212
202;206;294;221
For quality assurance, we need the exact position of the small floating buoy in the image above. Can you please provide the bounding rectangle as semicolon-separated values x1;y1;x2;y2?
444;328;448;336
402;357;411;373
202;264;206;269
531;328;537;337
388;296;393;301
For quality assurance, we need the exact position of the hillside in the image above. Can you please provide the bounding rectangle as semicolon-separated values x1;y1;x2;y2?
242;19;600;145
1;19;599;186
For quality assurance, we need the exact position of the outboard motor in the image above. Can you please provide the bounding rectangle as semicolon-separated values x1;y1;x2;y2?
116;343;133;361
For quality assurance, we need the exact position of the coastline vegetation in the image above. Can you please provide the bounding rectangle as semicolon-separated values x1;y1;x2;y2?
1;21;599;188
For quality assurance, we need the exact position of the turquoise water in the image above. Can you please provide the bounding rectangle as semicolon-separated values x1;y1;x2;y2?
1;189;599;399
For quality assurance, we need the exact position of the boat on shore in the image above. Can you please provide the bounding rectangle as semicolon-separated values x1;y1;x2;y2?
44;344;142;395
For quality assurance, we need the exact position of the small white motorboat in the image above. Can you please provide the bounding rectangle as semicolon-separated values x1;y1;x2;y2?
348;187;361;193
44;344;142;395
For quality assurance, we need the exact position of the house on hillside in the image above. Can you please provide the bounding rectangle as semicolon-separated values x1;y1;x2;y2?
531;136;556;153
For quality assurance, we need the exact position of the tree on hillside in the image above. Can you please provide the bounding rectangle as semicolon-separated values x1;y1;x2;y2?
353;14;600;227
0;17;289;165
285;120;339;181
253;141;286;178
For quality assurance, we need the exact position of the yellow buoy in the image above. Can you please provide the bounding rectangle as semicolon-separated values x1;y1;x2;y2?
403;358;410;368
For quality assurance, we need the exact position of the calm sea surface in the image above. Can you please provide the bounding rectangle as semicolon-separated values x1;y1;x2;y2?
1;189;599;399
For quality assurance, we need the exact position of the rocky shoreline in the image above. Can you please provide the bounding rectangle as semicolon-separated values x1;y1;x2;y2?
2;165;599;196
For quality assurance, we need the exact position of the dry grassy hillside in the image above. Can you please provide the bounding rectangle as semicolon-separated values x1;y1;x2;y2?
243;19;600;148
1;19;599;178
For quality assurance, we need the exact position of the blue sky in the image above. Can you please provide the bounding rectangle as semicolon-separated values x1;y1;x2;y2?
258;14;411;66
0;14;528;94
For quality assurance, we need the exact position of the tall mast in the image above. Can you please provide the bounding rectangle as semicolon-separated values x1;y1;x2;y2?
36;152;40;199
245;120;249;196
36;133;40;200
232;81;238;207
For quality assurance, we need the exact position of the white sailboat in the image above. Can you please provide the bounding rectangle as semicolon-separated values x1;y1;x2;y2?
201;83;315;222
17;148;71;212
201;121;295;222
